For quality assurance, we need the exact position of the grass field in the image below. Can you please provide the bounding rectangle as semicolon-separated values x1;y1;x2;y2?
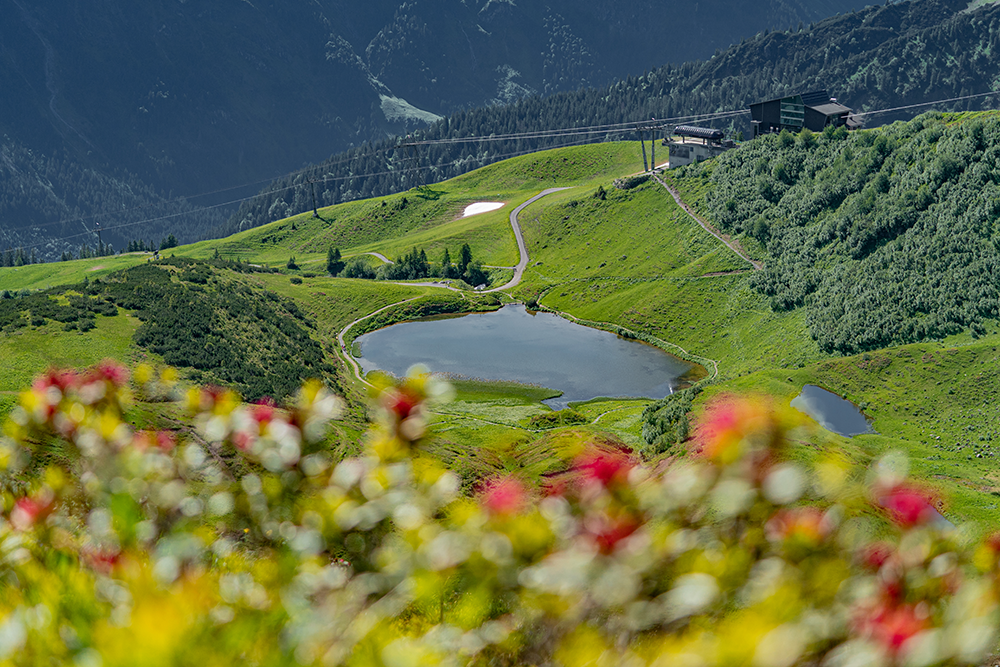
178;142;650;271
0;254;150;292
0;309;142;416
505;179;825;379
4;138;1000;527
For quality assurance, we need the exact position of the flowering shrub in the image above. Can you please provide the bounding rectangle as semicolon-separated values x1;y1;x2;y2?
0;365;998;666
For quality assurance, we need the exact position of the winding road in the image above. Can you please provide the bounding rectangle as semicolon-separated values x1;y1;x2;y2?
337;296;424;385
335;187;570;383
483;187;572;293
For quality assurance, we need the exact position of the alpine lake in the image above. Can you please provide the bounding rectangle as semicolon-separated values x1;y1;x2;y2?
355;305;704;409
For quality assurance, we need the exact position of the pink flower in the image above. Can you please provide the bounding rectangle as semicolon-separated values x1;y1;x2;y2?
880;484;936;528
481;477;529;517
10;491;55;531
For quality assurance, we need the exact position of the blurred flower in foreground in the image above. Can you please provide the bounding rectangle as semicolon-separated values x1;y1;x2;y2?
0;369;996;667
480;476;530;517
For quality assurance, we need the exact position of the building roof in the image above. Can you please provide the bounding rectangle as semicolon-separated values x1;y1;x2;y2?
673;125;724;141
749;89;850;113
809;102;852;116
799;90;832;106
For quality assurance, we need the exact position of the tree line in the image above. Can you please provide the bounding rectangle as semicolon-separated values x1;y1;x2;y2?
218;0;996;235
329;243;489;286
0;138;225;262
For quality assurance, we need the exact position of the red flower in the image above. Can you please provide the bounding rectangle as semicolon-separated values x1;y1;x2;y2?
233;430;255;452
155;430;176;452
481;477;529;517
251;399;276;425
88;359;129;388
585;513;640;554
880;484;936;528
574;449;632;489
82;546;122;575
859;541;895;571
855;603;929;654
32;368;79;394
692;395;781;464
383;388;422;420
200;385;228;408
766;507;831;545
10;491;55;531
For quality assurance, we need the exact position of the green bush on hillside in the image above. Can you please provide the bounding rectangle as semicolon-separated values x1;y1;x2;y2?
698;112;1000;354
75;261;337;400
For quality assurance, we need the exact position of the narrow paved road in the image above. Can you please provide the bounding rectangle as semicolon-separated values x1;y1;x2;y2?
483;187;572;293
653;174;762;270
364;252;393;264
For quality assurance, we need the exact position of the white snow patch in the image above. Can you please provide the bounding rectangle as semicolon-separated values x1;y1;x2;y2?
379;95;443;124
462;202;504;217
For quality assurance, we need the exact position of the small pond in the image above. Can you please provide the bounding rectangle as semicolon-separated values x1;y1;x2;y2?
790;384;874;437
355;305;699;409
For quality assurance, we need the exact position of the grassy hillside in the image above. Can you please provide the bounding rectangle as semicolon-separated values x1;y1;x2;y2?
182;142;646;270
513;180;827;378
5;136;1000;528
701;331;1000;530
695;111;1000;354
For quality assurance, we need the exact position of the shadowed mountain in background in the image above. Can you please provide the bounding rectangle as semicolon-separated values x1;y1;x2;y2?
0;0;872;259
226;0;1000;236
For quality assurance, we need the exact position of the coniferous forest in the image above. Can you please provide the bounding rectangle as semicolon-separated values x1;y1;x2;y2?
222;0;997;235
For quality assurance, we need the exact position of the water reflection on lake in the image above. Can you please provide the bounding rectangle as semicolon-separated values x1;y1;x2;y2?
355;305;697;409
790;384;874;436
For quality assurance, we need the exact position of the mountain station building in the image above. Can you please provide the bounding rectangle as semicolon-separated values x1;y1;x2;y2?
666;125;735;168
749;90;856;138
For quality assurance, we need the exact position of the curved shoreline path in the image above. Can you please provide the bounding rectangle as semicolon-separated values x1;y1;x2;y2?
483;187;572;293
337;296;424;385
653;174;762;270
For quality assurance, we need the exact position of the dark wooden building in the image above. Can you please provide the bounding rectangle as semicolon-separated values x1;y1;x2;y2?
749;90;853;138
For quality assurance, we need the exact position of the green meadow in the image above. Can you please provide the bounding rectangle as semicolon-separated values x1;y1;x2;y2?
2;136;999;525
0;310;141;415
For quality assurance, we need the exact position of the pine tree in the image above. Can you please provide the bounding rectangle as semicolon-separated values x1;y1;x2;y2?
441;248;453;279
459;244;473;273
327;247;344;276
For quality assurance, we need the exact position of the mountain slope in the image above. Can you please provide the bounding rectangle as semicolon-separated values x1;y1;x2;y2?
691;110;1000;354
227;0;998;235
0;0;875;260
